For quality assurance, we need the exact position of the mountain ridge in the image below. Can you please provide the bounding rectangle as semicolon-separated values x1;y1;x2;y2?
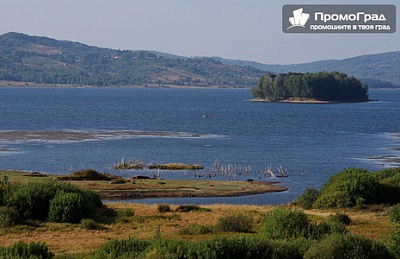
0;32;398;88
0;32;264;88
213;52;400;88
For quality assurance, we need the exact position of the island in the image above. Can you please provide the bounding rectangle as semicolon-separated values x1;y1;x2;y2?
252;71;370;103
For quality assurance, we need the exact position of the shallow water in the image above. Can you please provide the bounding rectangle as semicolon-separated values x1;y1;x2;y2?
0;87;399;205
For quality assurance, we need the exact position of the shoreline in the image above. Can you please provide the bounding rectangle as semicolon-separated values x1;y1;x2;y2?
253;97;374;104
0;81;250;90
0;170;288;199
98;181;288;200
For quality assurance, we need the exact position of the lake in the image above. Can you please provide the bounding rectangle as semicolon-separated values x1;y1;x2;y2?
0;87;399;205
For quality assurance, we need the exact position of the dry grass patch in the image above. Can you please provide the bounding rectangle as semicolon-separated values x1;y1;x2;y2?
304;207;391;240
0;203;394;257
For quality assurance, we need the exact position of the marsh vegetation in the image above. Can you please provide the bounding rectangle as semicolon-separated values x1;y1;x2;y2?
0;167;400;258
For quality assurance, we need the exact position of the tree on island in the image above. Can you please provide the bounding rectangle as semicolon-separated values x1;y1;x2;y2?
252;71;369;102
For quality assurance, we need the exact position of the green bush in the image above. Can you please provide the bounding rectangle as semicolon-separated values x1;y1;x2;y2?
4;182;102;222
80;188;103;219
389;203;400;223
92;237;151;259
313;168;381;208
0;206;20;227
215;212;253;233
157;204;171;213
91;235;315;259
0;241;54;259
372;167;400;181
80;218;103;230
195;236;274;259
293;187;320;209
195;236;313;259
271;238;315;259
48;191;84;223
385;225;400;258
5;182;60;220
0;175;9;206
371;168;400;204
70;169;110;180
304;233;394;259
379;174;400;204
309;218;348;240
179;223;213;235
144;239;195;259
328;212;352;226
260;207;310;239
118;208;135;218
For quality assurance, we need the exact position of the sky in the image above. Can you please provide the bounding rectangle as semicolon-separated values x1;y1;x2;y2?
0;0;398;65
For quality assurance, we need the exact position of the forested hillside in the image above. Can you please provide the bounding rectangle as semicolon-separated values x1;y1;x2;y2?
215;52;400;88
0;32;264;87
0;32;398;88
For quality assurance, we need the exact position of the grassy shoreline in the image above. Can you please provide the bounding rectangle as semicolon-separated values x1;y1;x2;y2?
0;170;287;199
0;169;398;257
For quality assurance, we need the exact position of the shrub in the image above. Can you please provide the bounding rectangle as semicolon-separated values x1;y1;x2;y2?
195;236;313;259
304;233;394;259
378;174;400;204
293;187;320;209
71;169;110;180
372;167;400;204
0;175;9;206
80;218;103;230
328;212;352;226
48;191;84;223
179;223;214;235
5;182;60;220
5;183;57;220
271;238;315;259
372;167;400;181
157;204;171;213
5;182;102;222
0;206;20;227
80;188;103;218
215;212;253;233
144;239;195;259
309;218;348;240
0;241;54;259
195;236;275;259
385;225;400;258
175;204;211;212
260;207;310;239
389;203;400;223
93;237;151;259
313;168;381;208
118;208;135;218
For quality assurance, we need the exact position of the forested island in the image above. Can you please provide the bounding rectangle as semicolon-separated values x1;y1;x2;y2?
252;71;370;102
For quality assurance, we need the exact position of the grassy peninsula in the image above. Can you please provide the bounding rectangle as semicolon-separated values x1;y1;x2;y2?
0;170;287;199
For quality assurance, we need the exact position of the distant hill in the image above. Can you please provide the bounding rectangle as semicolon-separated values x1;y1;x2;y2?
0;32;398;88
214;52;400;88
0;32;264;88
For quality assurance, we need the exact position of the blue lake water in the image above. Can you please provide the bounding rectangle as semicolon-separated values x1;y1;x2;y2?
0;87;399;205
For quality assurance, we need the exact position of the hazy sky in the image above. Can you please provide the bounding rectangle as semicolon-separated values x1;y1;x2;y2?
0;0;398;64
